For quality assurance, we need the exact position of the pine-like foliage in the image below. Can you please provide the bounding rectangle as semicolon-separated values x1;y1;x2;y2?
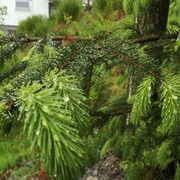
0;35;94;179
156;140;173;168
170;0;180;16
159;76;180;135
0;13;179;179
129;75;154;124
175;164;180;180
16;70;89;179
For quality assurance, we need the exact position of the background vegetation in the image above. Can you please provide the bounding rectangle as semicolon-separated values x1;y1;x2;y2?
55;0;82;23
17;15;55;36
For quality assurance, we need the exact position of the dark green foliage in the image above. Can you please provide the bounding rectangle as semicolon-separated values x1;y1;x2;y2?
107;0;123;11
93;0;122;12
56;0;82;23
17;15;54;36
0;61;28;83
93;0;107;12
0;41;21;71
84;128;106;166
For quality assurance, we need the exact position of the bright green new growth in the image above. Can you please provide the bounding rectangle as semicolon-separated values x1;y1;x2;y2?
159;76;180;135
129;76;154;124
16;70;89;179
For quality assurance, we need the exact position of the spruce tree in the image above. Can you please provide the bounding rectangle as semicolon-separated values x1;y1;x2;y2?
0;1;180;179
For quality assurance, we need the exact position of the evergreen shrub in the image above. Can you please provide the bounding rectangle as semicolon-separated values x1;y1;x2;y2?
93;0;122;12
17;15;54;36
56;0;82;23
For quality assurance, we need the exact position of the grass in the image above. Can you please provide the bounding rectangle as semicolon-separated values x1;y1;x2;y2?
0;128;33;174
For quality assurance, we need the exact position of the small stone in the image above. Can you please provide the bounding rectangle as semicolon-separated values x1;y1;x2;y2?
86;176;98;180
92;170;98;176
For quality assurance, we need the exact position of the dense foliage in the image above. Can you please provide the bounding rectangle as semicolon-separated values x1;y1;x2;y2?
0;0;180;179
55;0;82;23
17;15;55;35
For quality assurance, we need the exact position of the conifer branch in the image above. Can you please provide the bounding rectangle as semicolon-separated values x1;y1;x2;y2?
134;35;160;43
0;35;95;46
113;49;163;81
0;61;28;83
58;52;80;71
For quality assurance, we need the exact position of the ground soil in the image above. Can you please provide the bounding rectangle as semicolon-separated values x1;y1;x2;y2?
79;151;124;180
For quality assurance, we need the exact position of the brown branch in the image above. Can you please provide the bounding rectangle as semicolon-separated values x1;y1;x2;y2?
0;35;95;46
51;36;95;42
57;53;80;72
85;64;94;97
134;35;160;43
113;50;163;81
134;33;178;44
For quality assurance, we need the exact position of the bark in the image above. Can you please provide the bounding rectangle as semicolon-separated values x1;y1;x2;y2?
138;0;170;36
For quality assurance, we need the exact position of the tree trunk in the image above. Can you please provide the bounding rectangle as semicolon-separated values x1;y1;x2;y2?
138;0;170;35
